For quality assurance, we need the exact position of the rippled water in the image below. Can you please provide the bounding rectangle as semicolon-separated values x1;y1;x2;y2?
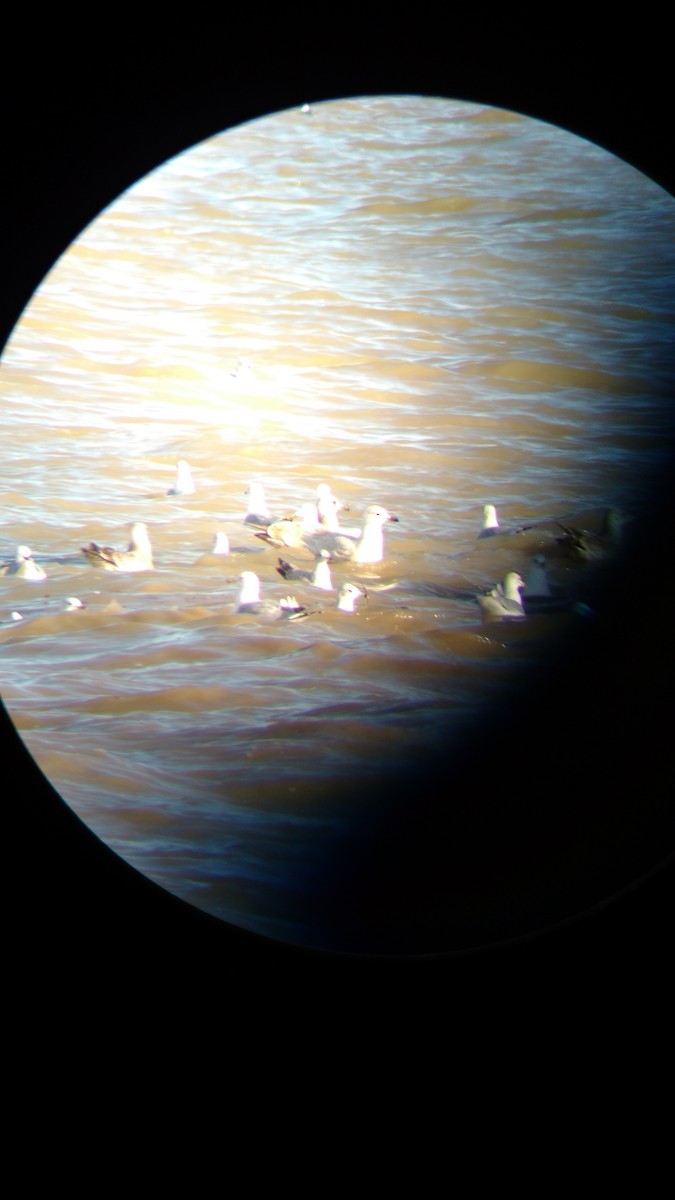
2;95;674;953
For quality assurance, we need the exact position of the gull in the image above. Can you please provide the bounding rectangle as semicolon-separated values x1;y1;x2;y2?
193;531;231;568
336;582;366;613
315;483;359;535
276;550;333;590
521;554;595;616
167;460;195;496
235;571;309;621
81;522;154;572
476;572;526;621
522;554;565;614
478;504;501;538
316;482;343;523
316;485;342;531
2;595;85;625
524;553;552;597
254;503;326;548
244;481;276;527
0;546;48;581
304;504;399;564
477;504;533;540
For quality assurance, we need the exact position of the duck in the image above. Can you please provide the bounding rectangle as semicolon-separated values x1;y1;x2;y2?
81;522;154;572
554;508;630;562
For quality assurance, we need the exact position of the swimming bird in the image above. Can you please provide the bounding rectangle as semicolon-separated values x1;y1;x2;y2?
244;482;276;527
0;546;48;581
254;503;327;548
524;553;552;597
305;504;399;563
477;503;536;540
1;594;85;625
476;572;527;621
193;531;232;568
81;522;154;572
554;508;630;562
167;459;195;496
336;582;366;612
478;504;501;538
521;553;570;614
235;571;309;621
277;550;333;590
314;482;353;529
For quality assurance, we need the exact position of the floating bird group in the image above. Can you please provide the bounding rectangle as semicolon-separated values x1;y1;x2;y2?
1;454;629;632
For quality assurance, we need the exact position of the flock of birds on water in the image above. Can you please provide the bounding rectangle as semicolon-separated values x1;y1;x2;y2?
0;455;630;630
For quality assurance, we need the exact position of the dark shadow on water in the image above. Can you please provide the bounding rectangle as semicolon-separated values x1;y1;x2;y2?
278;515;674;955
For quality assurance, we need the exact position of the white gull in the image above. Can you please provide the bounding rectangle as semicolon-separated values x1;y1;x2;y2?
81;522;154;572
478;504;501;538
276;550;333;590
167;460;195;496
244;481;276;527
524;553;552;598
315;482;357;533
476;572;527;621
254;503;326;548
235;571;309;621
0;546;48;581
336;582;366;613
477;504;533;540
304;504;399;563
193;531;231;567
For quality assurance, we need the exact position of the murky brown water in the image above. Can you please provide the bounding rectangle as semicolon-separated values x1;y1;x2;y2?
2;96;674;953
